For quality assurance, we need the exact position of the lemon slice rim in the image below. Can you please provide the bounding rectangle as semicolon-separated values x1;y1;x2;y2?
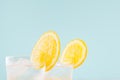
60;39;88;68
31;31;60;71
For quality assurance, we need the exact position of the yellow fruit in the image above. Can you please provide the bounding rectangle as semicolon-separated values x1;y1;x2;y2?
31;31;60;71
61;39;88;68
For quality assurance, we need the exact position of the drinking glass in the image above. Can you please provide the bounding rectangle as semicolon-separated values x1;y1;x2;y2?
6;56;73;80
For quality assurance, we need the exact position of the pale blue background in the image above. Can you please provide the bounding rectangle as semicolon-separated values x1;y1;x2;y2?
0;0;120;80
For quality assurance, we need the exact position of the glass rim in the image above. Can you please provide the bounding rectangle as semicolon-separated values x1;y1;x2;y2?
5;56;73;68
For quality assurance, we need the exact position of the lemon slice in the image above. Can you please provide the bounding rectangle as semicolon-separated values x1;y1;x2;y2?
61;39;88;68
31;31;60;71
